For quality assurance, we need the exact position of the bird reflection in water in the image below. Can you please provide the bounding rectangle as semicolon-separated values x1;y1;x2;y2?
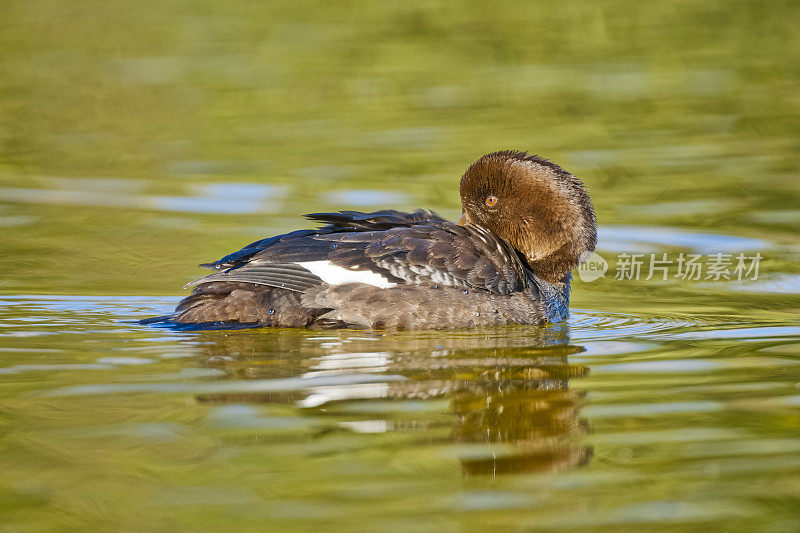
191;323;592;477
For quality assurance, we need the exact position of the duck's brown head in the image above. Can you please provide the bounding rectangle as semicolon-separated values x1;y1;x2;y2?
459;150;597;285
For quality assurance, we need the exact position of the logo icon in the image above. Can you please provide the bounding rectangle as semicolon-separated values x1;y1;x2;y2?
577;251;608;282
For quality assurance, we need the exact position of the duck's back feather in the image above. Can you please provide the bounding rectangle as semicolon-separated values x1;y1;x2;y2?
187;209;527;296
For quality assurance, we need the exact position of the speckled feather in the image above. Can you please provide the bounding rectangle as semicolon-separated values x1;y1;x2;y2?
189;210;527;296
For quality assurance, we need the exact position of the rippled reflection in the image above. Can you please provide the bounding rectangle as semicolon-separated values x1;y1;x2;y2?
1;295;799;530
188;324;592;477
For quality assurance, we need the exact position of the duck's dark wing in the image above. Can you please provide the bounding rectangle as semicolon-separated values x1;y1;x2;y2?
186;209;528;296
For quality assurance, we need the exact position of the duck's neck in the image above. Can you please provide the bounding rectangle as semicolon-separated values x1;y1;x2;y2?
523;243;578;285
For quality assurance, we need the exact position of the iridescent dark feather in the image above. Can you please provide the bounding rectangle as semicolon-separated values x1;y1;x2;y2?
189;209;528;296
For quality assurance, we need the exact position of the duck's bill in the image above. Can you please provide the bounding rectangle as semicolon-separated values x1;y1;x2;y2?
457;211;473;226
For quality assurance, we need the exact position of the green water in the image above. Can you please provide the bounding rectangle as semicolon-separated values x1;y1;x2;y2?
1;1;800;531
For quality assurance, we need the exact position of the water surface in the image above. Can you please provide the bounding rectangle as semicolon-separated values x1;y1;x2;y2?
1;0;800;531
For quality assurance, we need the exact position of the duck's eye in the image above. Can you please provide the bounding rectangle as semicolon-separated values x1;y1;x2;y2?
485;195;498;207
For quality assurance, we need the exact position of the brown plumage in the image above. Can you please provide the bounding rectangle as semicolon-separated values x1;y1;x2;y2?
459;151;597;285
144;151;596;330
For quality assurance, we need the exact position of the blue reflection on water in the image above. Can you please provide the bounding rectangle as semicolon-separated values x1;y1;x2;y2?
598;225;769;253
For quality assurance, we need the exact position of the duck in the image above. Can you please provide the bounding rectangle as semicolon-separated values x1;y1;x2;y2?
148;150;596;330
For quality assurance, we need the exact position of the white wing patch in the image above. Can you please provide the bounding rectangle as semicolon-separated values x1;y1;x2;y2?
298;261;397;289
